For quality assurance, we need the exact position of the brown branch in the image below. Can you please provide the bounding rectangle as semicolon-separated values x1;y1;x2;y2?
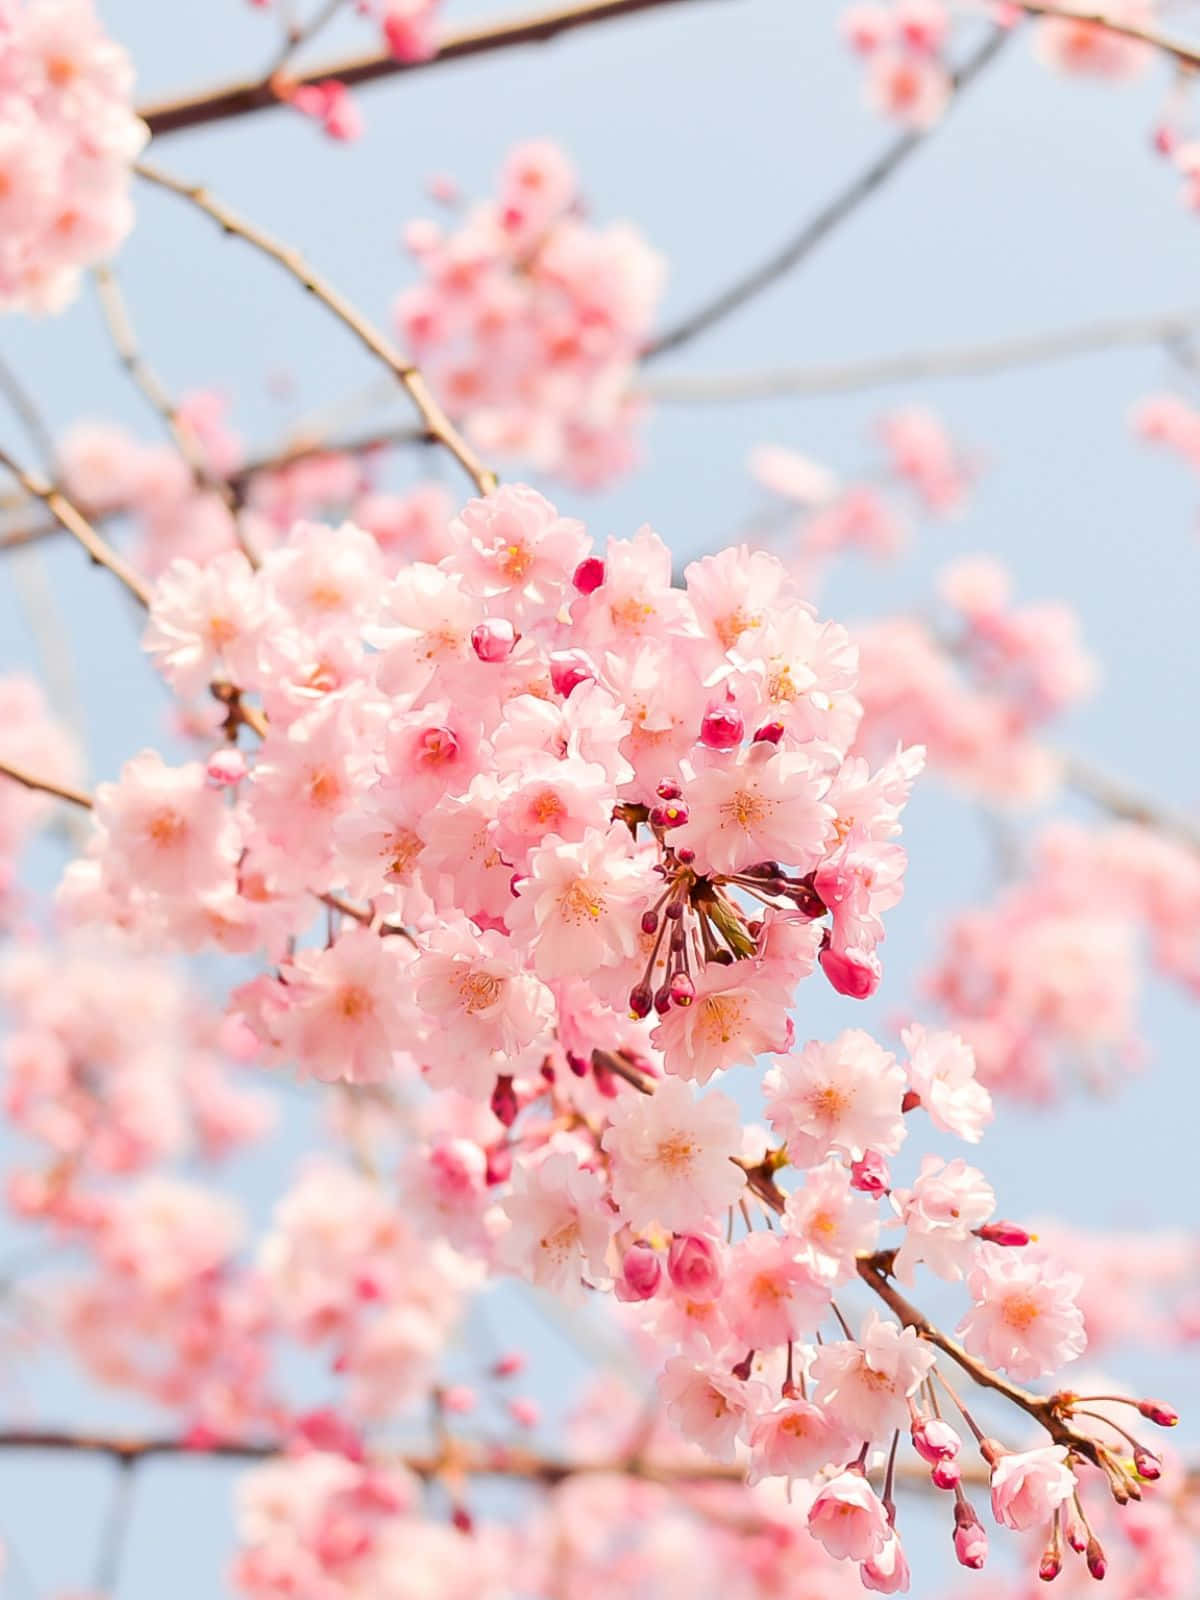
139;0;725;138
644;303;1200;402
1062;751;1200;853
0;447;152;608
1013;1;1200;71
0;759;94;811
134;160;497;499
643;25;1011;361
855;1251;1106;1471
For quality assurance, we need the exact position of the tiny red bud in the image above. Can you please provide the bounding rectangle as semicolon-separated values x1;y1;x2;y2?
931;1458;961;1490
1134;1447;1162;1480
669;972;695;1007
656;778;682;800
900;1088;922;1113
752;719;785;744
572;556;605;594
490;1075;518;1128
1064;1518;1088;1553
484;1144;512;1185
1085;1538;1107;1581
850;1150;891;1194
628;983;653;1019
615;1240;662;1302
649;801;689;829
977;1220;1032;1247
819;943;881;999
676;846;696;865
1039;1553;1062;1582
470;617;517;661
549;650;594;697
451;1505;474;1535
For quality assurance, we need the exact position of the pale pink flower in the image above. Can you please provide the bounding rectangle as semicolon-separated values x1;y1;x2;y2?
747;1398;851;1483
763;1030;907;1167
959;1245;1086;1379
811;1312;936;1439
808;1471;891;1561
508;825;656;982
601;1076;744;1231
989;1446;1077;1531
902;1023;992;1142
865;48;951;129
143;553;267;697
276;926;415;1084
93;750;240;900
892;1155;996;1283
650;958;792;1084
783;1159;880;1279
499;1151;612;1298
724;1232;832;1348
673;744;834;876
659;1356;759;1461
452;485;589;622
862;1532;911;1593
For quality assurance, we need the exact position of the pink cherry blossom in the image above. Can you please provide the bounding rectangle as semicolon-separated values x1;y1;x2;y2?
959;1244;1087;1379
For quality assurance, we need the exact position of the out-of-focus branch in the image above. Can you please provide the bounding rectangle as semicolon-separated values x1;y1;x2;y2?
0;447;151;608
138;0;725;138
643;25;1011;360
134;160;497;499
644;304;1200;401
1011;1;1200;71
92;266;261;567
0;759;93;811
1062;751;1200;852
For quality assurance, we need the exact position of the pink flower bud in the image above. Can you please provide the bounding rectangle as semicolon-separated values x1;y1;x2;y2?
549;650;594;697
676;846;696;864
1137;1399;1179;1427
1133;1448;1162;1481
649;801;689;829
509;1396;540;1428
931;1458;961;1490
977;1220;1032;1247
912;1419;961;1463
490;1075;518;1128
206;748;247;788
953;1505;988;1569
669;972;695;1007
752;719;785;745
471;618;517;661
615;1240;662;1302
492;1352;525;1379
850;1150;891;1194
656;778;682;800
667;1233;723;1299
572;556;605;594
1039;1552;1062;1582
1064;1516;1087;1553
1085;1538;1106;1580
819;943;881;999
485;1144;512;1185
699;705;744;749
418;726;459;765
450;1505;473;1534
628;983;653;1019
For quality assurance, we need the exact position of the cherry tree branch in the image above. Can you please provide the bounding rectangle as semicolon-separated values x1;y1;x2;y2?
0;446;152;608
644;302;1200;400
0;758;94;811
1011;1;1200;71
133;160;497;499
138;0;726;138
643;25;1012;360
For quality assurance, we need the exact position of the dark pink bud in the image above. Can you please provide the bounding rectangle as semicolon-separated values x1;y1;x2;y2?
953;1504;987;1568
1085;1538;1106;1581
591;1060;619;1098
819;943;881;999
669;972;695;1007
977;1220;1032;1247
649;801;689;830
667;1233;723;1299
699;705;744;749
572;557;605;594
1064;1518;1088;1554
850;1150;891;1194
1137;1399;1179;1427
485;1144;512;1185
1039;1553;1062;1583
656;778;682;801
1134;1448;1162;1481
640;909;659;936
676;846;696;865
490;1075;518;1127
931;1458;961;1490
911;1418;960;1463
653;985;672;1016
206;748;247;788
471;618;517;661
900;1088;922;1114
451;1505;474;1535
615;1240;662;1302
628;983;653;1019
566;1051;588;1077
752;720;785;745
491;1351;525;1378
549;650;594;697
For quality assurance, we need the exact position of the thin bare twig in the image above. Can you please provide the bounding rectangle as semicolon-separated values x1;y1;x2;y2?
134;160;497;499
644;26;1011;360
1012;0;1200;71
0;447;151;608
0;759;93;811
139;0;726;137
92;266;261;566
644;304;1200;401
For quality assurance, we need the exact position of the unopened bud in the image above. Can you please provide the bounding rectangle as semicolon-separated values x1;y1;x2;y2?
1137;1399;1179;1427
572;556;605;594
485;1144;512;1185
676;846;696;865
931;1458;961;1490
616;1240;662;1302
206;748;247;788
653;985;672;1016
1064;1516;1087;1553
1085;1537;1106;1581
911;1418;960;1463
470;617;517;661
490;1075;518;1127
1133;1447;1162;1481
977;1220;1032;1247
953;1504;987;1569
730;1352;754;1382
819;943;881;999
656;778;682;800
850;1150;891;1194
549;650;594;697
650;801;689;830
752;720;785;745
668;1233;723;1299
591;1060;618;1098
669;972;695;1007
900;1089;921;1113
451;1505;474;1534
1039;1552;1062;1583
628;983;653;1019
699;705;744;749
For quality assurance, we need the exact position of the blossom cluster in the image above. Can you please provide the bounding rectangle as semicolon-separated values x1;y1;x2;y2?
0;0;147;314
394;141;665;484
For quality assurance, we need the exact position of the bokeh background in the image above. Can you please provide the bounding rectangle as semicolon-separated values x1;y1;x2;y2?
2;0;1199;1591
